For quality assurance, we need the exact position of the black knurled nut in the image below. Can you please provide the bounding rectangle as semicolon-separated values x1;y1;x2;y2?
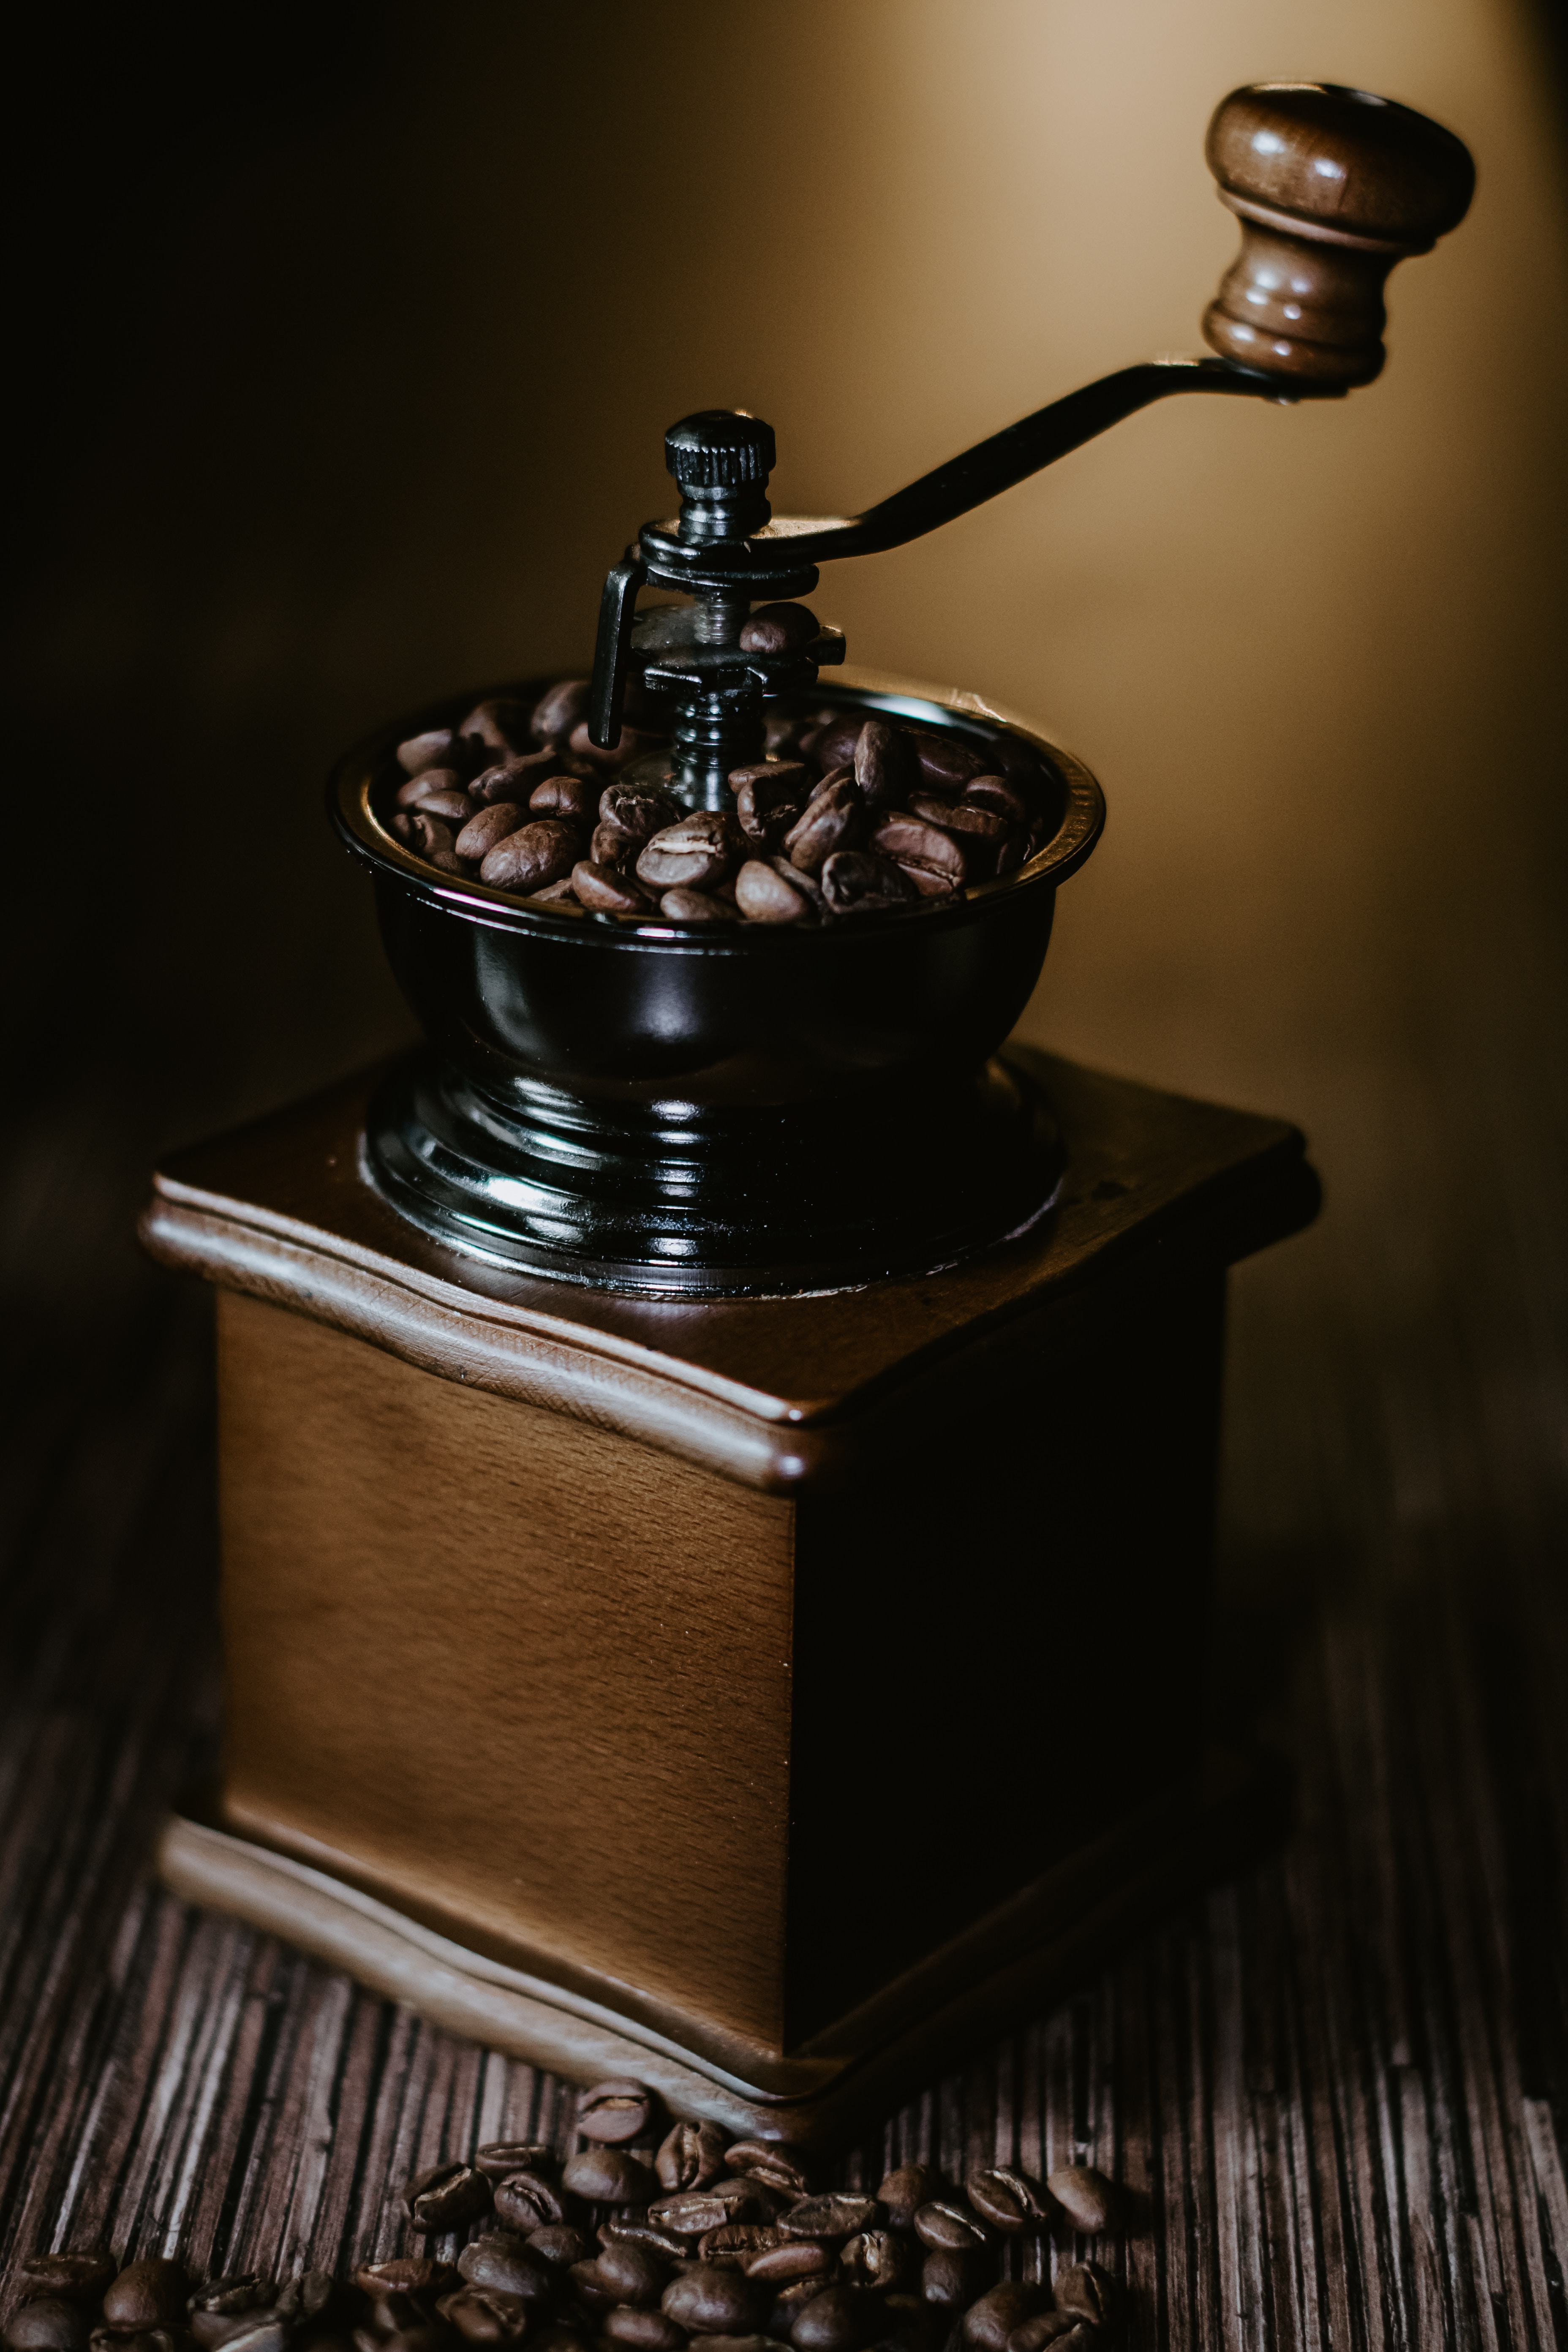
664;410;776;490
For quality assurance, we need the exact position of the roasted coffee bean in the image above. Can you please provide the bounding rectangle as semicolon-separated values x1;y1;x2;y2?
853;719;918;809
875;2167;945;2232
598;784;683;844
661;2267;765;2335
471;748;563;806
866;814;965;897
779;2197;881;2244
531;680;592;745
206;2314;285;2352
407;786;480;825
1003;2319;1089;2352
660;887;740;922
601;2315;685;2352
806;714;866;776
396;765;466;809
788;2287;867;2351
598;2223;689;2264
907;732;983;796
477;2142;557;2181
838;2234;913;2292
912;2205;991;2254
392;810;463;871
722;2142;813;2199
458;2238;554;2303
738;602;820;656
397;728;463;777
435;2291;529;2346
5;2302;90;2352
917;798;1011;877
648;2187;760;2240
523;2334;593;2352
456;800;526;860
532;873;580;903
1043;2169;1119;2236
521;2229;589;2274
593;2242;668;2306
358;2262;460;2300
964;2170;1051;2235
480;819;581;895
784;774;866;875
351;2330;450;2352
561;2146;659;2205
697;2227;781;2271
274;2275;344;2334
529;772;597;824
817;850;918;915
766;2281;828;2335
569;721;659;771
959;2284;1043;2352
18;2262;117;2308
637;810;742;893
573;858;653;913
188;2281;272;2325
917;2252;982;2311
494;2174;568;2232
730;764;810;851
104;2266;191;2330
743;2244;831;2285
460;699;535;757
1051;2264;1116;2329
575;2077;656;2145
655;2120;731;2195
563;2264;616;2320
961;775;1035;828
407;2159;493;2232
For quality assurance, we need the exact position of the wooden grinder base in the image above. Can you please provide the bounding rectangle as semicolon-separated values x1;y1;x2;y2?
142;1044;1316;2148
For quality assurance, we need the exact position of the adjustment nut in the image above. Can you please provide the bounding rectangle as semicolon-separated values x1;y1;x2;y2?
665;410;776;490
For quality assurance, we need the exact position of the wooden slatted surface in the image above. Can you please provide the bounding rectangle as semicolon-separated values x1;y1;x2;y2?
2;1077;1565;2352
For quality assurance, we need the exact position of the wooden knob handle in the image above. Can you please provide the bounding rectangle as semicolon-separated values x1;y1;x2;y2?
1202;82;1474;387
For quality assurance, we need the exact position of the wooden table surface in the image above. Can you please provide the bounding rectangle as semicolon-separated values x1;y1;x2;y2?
2;1057;1565;2352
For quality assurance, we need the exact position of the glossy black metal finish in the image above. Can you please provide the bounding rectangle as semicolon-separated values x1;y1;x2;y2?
331;678;1104;1295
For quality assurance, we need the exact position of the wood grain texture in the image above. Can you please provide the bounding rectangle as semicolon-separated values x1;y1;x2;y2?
3;1076;1565;2347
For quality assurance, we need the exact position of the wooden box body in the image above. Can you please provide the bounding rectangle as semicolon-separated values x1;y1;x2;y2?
144;1045;1315;2140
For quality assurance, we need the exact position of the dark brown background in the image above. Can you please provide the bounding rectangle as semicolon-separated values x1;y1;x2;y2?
3;4;1566;2342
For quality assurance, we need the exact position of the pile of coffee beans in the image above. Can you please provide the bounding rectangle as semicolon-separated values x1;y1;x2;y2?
2;2084;1130;2352
384;648;1054;926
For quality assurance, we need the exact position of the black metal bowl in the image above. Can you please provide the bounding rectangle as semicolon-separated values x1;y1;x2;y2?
329;668;1103;1295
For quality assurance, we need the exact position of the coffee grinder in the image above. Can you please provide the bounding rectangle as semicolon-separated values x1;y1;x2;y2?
144;85;1473;2145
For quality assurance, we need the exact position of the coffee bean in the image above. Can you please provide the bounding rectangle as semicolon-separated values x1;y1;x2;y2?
729;765;809;851
530;772;597;823
396;765;466;809
561;2147;659;2205
735;861;815;923
5;2302;90;2352
913;798;1011;878
103;2267;191;2330
565;2262;618;2319
648;2187;761;2240
480;819;581;894
359;2262;460;2298
698;2227;782;2271
527;2334;594;2352
460;699;535;758
476;2142;556;2181
907;732;983;796
866;814;965;897
661;2267;765;2335
458;2238;554;2302
655;2121;731;2195
397;728;462;777
1051;2264;1116;2329
788;2286;867;2351
853;720;918;809
16;2264;116;2309
569;860;648;914
531;680;592;745
208;2313;287;2352
569;721;659;771
660;888;740;923
912;2206;990;2254
743;2244;831;2284
1043;2170;1119;2236
519;2228;586;2273
805;714;866;776
738;603;820;656
472;748;563;806
838;2234;914;2293
351;2330;450;2352
818;851;918;915
779;2197;881;2244
961;776;1035;828
455;801;526;861
876;2168;945;2232
600;2243;672;2305
637;810;743;893
1003;2319;1088;2352
189;2279;273;2324
784;774;866;875
964;2170;1051;2235
601;2314;686;2352
436;2291;529;2346
574;2077;656;2146
399;784;475;825
407;2159;493;2232
766;2281;828;2336
960;2284;1043;2352
918;2252;982;2311
599;784;683;844
391;810;463;873
275;2275;344;2333
723;2144;814;2200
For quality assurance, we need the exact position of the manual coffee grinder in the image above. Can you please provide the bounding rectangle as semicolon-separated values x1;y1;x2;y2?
145;85;1472;2146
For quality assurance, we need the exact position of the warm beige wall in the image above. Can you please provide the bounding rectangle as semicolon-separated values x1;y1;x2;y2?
19;0;1566;1314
